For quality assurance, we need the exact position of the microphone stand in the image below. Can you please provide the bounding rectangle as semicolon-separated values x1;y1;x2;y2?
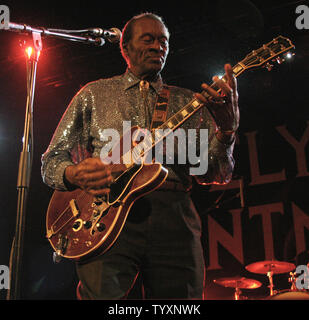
6;30;41;301
4;22;107;300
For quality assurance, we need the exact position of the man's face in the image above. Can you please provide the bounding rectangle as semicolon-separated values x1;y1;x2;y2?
124;17;169;79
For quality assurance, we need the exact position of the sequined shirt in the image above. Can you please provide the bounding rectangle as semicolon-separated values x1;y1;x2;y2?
41;69;235;191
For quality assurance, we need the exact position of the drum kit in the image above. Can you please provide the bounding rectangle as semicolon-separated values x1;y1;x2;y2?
213;260;309;300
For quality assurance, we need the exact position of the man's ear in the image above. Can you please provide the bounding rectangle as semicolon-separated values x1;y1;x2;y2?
122;43;131;66
121;43;129;60
122;42;128;55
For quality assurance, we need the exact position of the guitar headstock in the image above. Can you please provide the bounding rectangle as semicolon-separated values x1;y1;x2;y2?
236;36;295;73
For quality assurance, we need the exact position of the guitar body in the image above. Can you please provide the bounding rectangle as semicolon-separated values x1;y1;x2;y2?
46;162;168;261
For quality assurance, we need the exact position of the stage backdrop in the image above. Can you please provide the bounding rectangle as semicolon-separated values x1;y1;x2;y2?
197;122;309;299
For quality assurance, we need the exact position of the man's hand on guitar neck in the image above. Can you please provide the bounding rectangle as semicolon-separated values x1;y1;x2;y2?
195;63;239;144
64;158;113;196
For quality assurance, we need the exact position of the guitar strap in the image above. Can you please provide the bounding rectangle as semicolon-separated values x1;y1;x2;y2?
150;84;170;130
150;85;190;191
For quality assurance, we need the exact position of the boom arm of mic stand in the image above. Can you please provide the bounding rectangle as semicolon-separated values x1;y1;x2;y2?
7;22;105;46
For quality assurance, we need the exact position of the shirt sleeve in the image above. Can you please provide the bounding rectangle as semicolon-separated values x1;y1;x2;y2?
192;103;235;185
168;86;235;186
41;83;94;191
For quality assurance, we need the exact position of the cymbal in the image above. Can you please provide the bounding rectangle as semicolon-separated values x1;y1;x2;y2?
213;276;262;289
245;260;296;275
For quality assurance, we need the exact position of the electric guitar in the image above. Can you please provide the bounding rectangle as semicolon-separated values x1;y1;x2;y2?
46;35;295;261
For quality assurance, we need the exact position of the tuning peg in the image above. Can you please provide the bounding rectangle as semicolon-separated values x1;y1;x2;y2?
265;62;273;71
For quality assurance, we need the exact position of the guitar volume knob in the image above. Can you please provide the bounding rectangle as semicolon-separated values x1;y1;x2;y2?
96;223;106;232
83;220;92;229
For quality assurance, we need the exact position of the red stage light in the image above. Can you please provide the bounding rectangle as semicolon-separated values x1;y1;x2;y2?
25;46;33;59
25;46;41;61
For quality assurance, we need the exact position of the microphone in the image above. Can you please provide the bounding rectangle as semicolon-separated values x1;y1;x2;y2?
87;27;122;43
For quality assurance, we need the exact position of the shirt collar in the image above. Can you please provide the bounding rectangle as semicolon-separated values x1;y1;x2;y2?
122;69;164;94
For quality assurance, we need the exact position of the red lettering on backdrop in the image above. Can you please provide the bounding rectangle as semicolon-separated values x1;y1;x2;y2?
276;122;309;177
249;203;284;260
245;131;286;185
292;202;309;256
207;208;244;270
205;123;309;269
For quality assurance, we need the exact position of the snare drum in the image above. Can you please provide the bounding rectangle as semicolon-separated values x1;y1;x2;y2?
268;290;309;300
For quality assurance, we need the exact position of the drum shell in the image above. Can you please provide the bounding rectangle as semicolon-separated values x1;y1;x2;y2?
268;290;309;300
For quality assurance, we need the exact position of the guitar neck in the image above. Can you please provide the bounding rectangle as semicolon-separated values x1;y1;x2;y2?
157;63;245;133
126;35;295;164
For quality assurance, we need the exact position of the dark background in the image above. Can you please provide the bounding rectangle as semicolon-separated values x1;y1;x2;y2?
0;0;308;300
